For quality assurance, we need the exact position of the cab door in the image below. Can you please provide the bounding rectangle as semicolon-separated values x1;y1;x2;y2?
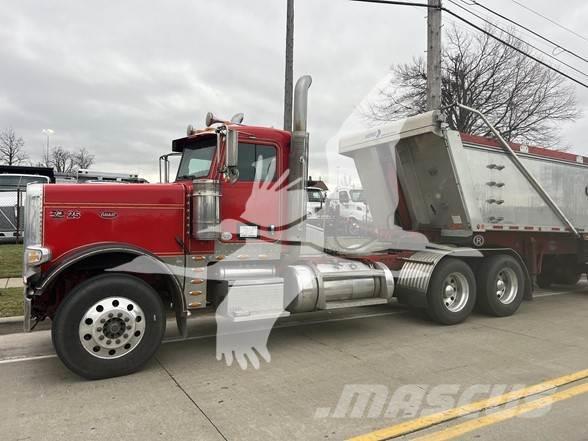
220;142;283;243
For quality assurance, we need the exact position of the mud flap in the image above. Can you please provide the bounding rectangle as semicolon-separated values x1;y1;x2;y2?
176;314;188;338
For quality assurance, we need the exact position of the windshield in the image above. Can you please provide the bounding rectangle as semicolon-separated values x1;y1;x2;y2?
176;138;217;180
307;189;323;203
349;189;365;203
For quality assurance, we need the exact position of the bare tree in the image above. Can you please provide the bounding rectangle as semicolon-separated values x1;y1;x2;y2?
46;146;96;173
365;25;580;147
0;127;28;165
49;146;75;173
72;147;95;170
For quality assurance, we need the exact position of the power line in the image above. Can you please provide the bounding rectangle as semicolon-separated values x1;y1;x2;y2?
508;0;588;43
444;8;588;87
350;0;588;88
447;0;587;78
467;0;588;64
351;0;430;7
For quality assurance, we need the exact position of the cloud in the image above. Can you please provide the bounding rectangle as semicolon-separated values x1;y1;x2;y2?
0;0;585;183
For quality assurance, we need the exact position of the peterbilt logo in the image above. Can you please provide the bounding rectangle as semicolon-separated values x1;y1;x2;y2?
100;211;118;219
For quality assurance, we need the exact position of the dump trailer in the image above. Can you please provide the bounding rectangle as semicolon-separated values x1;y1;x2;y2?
21;76;587;379
340;107;588;291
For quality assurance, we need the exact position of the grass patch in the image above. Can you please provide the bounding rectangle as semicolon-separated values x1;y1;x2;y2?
0;244;23;278
0;287;23;318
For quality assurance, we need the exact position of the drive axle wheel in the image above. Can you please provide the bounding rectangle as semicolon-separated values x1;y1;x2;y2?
477;255;524;317
52;274;166;380
426;258;476;325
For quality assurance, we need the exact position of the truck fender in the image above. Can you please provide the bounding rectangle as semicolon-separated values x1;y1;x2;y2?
35;243;187;336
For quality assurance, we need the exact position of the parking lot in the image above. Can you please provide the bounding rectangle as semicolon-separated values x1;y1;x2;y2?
0;284;587;441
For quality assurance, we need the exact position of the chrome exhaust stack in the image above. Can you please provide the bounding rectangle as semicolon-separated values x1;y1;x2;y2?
286;75;312;249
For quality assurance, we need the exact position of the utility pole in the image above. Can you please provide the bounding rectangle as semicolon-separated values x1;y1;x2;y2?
42;128;54;167
426;0;442;110
283;0;294;132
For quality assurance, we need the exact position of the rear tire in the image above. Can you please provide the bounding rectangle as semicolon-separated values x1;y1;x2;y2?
426;258;476;325
52;274;166;380
477;255;524;317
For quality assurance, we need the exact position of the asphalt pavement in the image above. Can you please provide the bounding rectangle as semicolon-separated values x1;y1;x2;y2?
0;284;587;441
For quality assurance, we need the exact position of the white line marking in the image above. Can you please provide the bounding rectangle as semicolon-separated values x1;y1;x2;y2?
0;354;57;365
534;291;574;298
0;310;405;364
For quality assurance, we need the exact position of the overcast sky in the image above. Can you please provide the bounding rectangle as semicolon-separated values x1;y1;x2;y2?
0;0;586;185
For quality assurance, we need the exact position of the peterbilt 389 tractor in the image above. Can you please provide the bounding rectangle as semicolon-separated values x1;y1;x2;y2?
22;76;588;379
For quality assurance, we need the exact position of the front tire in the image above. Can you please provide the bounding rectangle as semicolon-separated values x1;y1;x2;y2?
347;218;361;236
426;258;476;325
52;274;166;380
477;255;524;317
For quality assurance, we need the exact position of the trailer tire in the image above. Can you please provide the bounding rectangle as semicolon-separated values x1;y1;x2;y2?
477;255;524;317
52;274;166;380
426;258;476;325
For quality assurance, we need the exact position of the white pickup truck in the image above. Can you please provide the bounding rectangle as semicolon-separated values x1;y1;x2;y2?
0;174;50;240
327;187;372;235
306;186;327;219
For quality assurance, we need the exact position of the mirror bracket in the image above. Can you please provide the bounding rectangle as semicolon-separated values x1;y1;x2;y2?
217;126;239;184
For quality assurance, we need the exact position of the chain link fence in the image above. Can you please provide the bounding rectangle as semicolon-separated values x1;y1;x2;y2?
0;188;24;243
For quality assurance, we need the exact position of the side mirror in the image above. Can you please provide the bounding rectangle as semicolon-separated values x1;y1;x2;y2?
225;128;239;183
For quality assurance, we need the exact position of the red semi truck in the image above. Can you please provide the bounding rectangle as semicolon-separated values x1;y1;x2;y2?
23;76;588;379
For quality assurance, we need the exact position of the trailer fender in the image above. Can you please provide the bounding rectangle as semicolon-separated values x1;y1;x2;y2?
32;243;187;336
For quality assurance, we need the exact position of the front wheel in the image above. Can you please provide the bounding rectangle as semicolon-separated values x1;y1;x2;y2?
426;258;476;325
477;255;525;317
52;274;166;380
347;218;361;236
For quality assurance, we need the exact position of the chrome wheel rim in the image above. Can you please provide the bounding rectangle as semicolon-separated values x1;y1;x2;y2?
442;272;469;313
78;297;145;359
496;267;518;305
348;220;360;236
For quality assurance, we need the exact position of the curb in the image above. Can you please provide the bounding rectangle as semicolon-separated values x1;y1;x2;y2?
0;316;24;324
0;278;24;289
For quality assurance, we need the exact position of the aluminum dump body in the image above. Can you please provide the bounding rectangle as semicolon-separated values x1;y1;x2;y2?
339;112;588;238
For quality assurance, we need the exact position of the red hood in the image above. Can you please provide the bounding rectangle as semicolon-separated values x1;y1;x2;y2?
42;183;187;261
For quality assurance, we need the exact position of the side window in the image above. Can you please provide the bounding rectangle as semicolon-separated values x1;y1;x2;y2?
339;191;350;203
238;143;277;181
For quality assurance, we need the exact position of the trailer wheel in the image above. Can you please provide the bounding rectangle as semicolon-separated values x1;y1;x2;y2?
477;255;524;317
52;274;166;380
426;258;476;325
